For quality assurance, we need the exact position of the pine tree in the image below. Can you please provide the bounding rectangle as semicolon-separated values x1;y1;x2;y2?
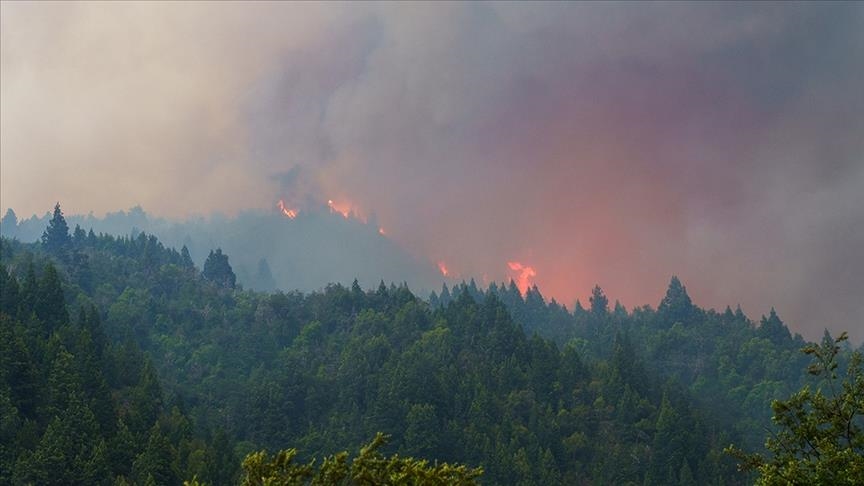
20;349;109;485
36;263;69;334
590;285;608;315
0;208;17;237
0;264;20;316
41;203;72;259
255;258;276;292
202;249;236;288
19;259;38;319
757;308;792;345
72;225;87;247
132;423;177;486
647;393;687;485
204;428;239;486
657;276;696;326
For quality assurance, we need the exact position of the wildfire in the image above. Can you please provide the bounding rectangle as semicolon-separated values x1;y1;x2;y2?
327;199;352;219
378;227;386;236
437;261;449;277
277;200;298;219
507;261;537;295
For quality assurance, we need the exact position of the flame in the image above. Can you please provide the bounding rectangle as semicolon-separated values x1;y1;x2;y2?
507;261;537;295
327;199;352;219
437;261;449;277
378;227;386;235
277;199;298;219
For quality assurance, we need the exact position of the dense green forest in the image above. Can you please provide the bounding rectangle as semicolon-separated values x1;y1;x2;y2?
1;205;861;485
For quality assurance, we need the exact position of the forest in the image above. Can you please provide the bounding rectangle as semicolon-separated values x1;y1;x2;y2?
1;205;861;485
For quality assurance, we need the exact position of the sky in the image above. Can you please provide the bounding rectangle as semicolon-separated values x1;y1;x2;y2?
2;2;863;342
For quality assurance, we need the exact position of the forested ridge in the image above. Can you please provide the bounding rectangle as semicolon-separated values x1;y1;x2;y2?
1;206;860;485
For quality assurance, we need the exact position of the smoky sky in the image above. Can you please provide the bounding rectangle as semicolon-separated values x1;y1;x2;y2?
2;2;863;342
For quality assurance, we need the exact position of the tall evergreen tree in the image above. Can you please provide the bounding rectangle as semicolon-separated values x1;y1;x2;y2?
647;393;687;485
657;276;696;326
255;258;276;292
132;423;177;486
179;245;194;269
0;208;17;237
19;259;39;319
590;285;609;315
0;264;19;316
36;263;69;334
757;308;792;345
41;203;72;259
202;249;236;289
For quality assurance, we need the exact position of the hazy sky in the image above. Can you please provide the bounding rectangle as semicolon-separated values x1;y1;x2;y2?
2;2;863;341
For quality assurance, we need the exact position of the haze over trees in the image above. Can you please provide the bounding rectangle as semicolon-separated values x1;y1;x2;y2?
1;205;861;485
0;205;439;294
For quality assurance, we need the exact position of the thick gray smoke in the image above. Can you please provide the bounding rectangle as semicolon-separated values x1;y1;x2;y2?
2;3;862;341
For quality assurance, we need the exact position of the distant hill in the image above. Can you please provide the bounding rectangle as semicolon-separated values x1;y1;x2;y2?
1;205;441;294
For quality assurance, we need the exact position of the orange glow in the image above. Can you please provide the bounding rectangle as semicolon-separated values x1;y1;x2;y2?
507;261;537;295
277;199;298;219
378;227;386;235
327;199;352;219
437;261;449;277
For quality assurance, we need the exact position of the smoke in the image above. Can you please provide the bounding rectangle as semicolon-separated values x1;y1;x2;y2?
2;2;863;341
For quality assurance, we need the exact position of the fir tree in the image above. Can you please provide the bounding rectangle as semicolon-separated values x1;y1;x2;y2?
41;203;72;259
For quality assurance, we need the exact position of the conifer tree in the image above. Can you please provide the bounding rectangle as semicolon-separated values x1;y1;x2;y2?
41;203;72;259
202;248;236;288
36;263;68;334
0;208;17;238
657;276;696;326
590;285;608;315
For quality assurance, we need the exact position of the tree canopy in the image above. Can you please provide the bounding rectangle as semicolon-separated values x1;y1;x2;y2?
1;203;849;485
727;332;864;485
202;248;236;289
41;203;72;258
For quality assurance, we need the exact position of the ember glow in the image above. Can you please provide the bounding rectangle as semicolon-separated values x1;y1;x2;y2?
437;261;449;277
327;199;352;219
507;261;537;295
378;227;386;236
277;200;297;219
3;3;862;343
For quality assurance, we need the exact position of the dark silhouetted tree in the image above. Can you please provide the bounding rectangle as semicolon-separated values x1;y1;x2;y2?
202;248;236;289
41;203;72;259
180;245;194;269
256;258;276;292
1;208;17;236
590;285;608;315
758;308;792;345
657;276;696;326
72;225;87;247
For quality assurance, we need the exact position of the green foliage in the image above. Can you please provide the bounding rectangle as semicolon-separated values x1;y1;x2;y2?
41;202;72;259
132;423;178;486
203;248;236;289
657;276;697;326
240;433;482;486
1;215;225;485
726;332;864;485
41;263;70;328
589;284;608;316
3;208;838;485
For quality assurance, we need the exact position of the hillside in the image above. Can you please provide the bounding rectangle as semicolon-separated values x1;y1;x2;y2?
0;212;857;485
0;205;440;295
